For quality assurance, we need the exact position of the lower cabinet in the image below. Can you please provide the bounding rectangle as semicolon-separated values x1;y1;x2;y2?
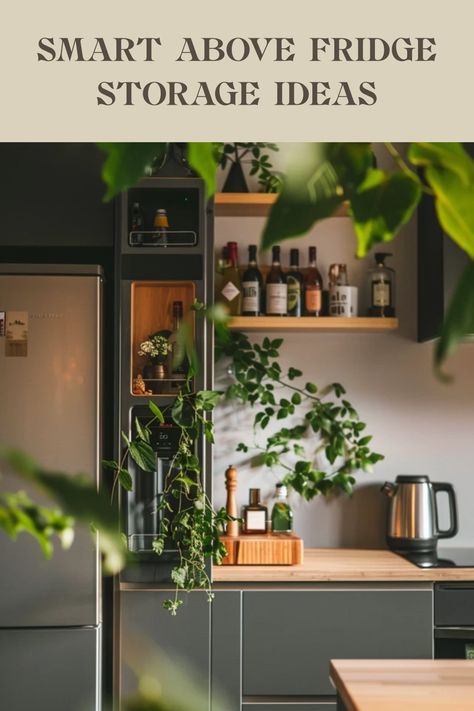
120;586;433;711
120;590;211;706
242;589;433;697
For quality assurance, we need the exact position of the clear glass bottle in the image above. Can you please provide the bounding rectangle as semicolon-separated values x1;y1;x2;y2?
243;488;267;534
367;252;395;317
271;483;293;534
287;248;304;317
304;246;323;316
242;244;263;316
266;245;287;316
215;245;229;305
153;208;169;246
220;241;242;316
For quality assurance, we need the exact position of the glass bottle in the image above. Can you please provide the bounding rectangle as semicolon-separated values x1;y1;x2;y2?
214;245;229;305
243;489;268;534
153;208;169;246
287;249;304;317
220;241;242;316
304;246;323;316
271;483;293;534
241;245;263;316
367;252;395;317
266;245;287;316
168;301;186;384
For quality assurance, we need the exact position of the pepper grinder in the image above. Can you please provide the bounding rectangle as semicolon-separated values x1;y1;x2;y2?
225;465;239;537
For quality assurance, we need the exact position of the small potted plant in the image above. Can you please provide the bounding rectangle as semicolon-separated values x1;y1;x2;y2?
138;332;171;381
219;143;282;193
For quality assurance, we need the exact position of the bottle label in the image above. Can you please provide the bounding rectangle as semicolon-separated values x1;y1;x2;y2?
287;277;301;313
266;283;288;315
305;286;322;313
242;281;260;313
246;510;266;531
221;281;240;302
373;282;390;307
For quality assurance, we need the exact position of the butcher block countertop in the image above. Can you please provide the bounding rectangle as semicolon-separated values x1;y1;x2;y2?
212;547;474;582
330;659;474;711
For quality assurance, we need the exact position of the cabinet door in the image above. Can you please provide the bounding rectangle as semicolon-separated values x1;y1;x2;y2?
212;592;242;711
243;589;432;696
120;591;210;704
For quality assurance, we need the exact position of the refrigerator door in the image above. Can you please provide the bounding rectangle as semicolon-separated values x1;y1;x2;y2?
0;626;100;711
0;268;101;626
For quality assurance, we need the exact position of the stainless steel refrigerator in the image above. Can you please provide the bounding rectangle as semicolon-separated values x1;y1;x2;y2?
0;264;102;711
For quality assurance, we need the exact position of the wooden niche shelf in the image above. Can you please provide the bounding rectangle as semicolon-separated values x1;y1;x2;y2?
214;193;350;218
228;316;399;333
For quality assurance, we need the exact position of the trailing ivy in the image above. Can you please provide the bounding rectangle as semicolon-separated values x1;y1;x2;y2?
218;330;384;499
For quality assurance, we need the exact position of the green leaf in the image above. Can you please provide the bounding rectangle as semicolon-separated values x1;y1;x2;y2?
196;390;221;410
350;170;421;257
291;392;302;405
409;143;474;259
129;440;156;472
305;382;318;394
148;401;165;423
187;142;219;198
435;260;474;379
98;143;166;200
135;417;150;444
118;468;133;491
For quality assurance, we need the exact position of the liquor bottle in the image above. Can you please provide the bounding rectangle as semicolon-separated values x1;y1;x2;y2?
271;483;293;534
153;208;169;246
286;248;304;317
241;245;263;316
329;264;358;317
367;252;395;317
304;246;323;316
214;245;229;305
243;489;267;534
131;202;144;245
168;300;186;383
266;246;287;316
220;241;242;316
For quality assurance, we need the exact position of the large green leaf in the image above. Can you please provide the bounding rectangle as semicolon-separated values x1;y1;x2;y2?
187;143;219;198
435;260;474;379
350;170;421;257
408;143;474;259
98;143;167;200
0;448;127;574
261;143;373;251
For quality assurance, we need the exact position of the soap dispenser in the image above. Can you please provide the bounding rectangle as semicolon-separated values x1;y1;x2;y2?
367;252;395;317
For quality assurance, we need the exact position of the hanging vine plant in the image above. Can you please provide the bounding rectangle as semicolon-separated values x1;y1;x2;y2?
106;304;383;613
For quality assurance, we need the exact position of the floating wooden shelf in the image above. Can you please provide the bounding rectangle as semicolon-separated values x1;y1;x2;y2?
214;193;350;218
228;316;399;332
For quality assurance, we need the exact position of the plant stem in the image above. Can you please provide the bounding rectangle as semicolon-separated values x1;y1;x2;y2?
384;142;434;195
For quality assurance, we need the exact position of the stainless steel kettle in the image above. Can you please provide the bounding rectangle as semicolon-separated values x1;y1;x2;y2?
381;475;458;554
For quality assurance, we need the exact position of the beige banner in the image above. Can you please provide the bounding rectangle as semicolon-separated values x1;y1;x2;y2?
2;0;473;140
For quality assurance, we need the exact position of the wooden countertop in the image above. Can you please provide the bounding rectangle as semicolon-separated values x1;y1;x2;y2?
330;659;474;711
212;548;474;582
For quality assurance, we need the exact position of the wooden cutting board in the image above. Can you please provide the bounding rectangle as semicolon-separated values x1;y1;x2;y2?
220;533;303;565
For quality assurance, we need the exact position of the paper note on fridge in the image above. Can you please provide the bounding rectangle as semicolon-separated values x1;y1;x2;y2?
5;311;28;357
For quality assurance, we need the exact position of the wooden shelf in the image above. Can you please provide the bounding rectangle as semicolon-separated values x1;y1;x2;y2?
214;193;350;218
228;316;399;332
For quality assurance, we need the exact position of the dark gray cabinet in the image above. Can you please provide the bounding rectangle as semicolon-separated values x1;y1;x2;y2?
243;705;336;711
242;589;433;696
120;590;211;703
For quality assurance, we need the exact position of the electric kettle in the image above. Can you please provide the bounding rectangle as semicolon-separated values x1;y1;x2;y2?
381;475;458;554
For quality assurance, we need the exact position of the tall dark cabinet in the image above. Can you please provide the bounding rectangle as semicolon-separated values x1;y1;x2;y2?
116;175;215;704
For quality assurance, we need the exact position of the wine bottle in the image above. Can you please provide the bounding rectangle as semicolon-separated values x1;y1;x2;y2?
286;248;304;317
153;208;169;246
304;246;323;316
266;246;287;316
220;241;242;316
241;245;263;316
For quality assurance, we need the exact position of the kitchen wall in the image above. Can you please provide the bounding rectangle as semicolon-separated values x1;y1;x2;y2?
213;144;474;548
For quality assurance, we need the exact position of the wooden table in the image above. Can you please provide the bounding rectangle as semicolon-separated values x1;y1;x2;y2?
330;659;474;711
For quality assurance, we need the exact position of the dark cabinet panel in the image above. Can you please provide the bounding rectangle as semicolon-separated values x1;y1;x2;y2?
0;143;113;247
212;592;241;711
242;590;432;696
120;591;210;702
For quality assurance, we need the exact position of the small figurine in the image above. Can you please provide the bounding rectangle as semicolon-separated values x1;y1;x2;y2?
132;373;152;395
